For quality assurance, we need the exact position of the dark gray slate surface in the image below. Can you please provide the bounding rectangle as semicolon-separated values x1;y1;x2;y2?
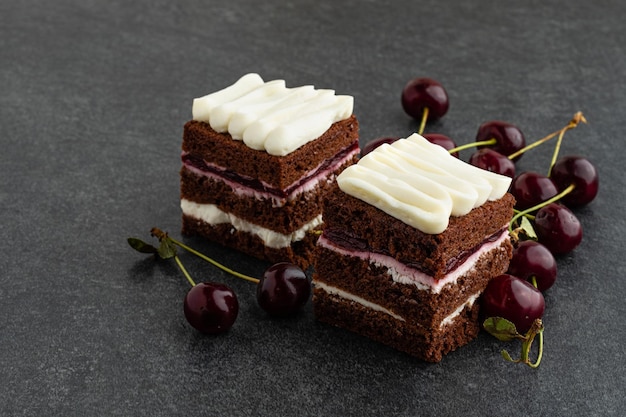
1;0;625;416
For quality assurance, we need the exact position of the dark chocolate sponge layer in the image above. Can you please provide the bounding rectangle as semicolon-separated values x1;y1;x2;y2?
314;236;512;329
322;183;515;280
182;214;320;269
182;115;359;190
313;288;481;363
180;151;358;234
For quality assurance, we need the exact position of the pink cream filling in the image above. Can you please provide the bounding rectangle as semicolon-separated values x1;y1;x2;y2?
182;143;359;207
317;226;510;294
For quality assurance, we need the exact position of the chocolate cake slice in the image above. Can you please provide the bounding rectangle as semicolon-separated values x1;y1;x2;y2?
180;73;359;268
312;134;515;362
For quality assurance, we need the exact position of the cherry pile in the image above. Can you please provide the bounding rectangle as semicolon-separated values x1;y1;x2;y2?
128;228;310;334
368;76;600;367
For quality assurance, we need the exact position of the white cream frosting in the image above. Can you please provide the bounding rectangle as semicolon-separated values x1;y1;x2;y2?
180;199;322;248
192;73;354;156
336;133;512;234
317;226;510;294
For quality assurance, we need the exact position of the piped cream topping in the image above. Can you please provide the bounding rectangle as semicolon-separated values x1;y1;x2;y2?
192;73;354;156
336;133;512;234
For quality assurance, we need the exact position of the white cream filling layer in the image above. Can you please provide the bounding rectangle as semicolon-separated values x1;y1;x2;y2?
314;281;405;321
181;199;322;248
317;225;510;294
314;281;480;328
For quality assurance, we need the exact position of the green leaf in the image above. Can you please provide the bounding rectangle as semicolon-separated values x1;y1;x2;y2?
483;317;521;342
157;238;177;259
520;216;537;240
127;237;158;254
501;349;517;363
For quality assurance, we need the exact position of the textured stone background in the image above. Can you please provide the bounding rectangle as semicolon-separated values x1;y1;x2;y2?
1;0;624;415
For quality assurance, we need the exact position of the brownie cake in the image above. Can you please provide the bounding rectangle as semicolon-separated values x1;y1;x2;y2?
180;73;359;268
313;134;515;362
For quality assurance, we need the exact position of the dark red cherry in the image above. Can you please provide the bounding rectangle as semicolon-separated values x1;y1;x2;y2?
550;156;599;206
510;172;559;210
401;78;449;121
423;133;459;158
184;282;239;334
534;203;583;255
361;137;399;157
469;148;516;177
508;241;557;292
481;274;545;334
256;262;311;316
476;121;526;160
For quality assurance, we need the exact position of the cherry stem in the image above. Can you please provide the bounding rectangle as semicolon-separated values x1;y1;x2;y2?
513;209;535;221
418;107;429;135
501;319;544;368
508;183;576;232
174;255;196;287
447;138;498;154
507;111;587;161
150;228;260;284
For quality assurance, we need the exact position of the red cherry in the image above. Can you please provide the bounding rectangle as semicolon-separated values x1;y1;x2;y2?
361;137;399;157
481;274;545;334
423;133;459;158
534;203;583;255
256;262;311;316
508;241;557;292
510;171;559;210
469;148;516;177
401;78;449;121
184;282;239;334
475;121;526;160
550;156;599;207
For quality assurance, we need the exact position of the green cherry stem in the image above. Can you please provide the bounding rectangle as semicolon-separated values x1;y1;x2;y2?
174;255;196;287
418;107;429;135
547;112;586;176
447;111;586;158
500;319;544;368
151;227;259;284
508;183;576;232
447;138;497;154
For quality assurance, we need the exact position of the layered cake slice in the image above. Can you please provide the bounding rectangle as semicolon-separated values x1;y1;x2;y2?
313;134;515;362
180;73;359;268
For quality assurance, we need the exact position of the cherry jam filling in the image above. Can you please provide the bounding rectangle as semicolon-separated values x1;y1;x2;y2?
323;228;506;278
182;141;359;199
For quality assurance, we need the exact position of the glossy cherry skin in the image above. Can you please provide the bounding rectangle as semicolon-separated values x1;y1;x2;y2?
256;262;311;316
401;78;449;121
481;274;545;334
534;203;583;255
361;137;399;157
423;133;459;158
469;148;516;178
184;282;239;334
510;171;559;210
550;155;599;206
508;241;557;292
475;121;526;160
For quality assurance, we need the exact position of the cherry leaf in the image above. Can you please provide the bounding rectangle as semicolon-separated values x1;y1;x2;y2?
520;216;538;240
127;237;158;254
157;238;177;259
483;317;521;342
